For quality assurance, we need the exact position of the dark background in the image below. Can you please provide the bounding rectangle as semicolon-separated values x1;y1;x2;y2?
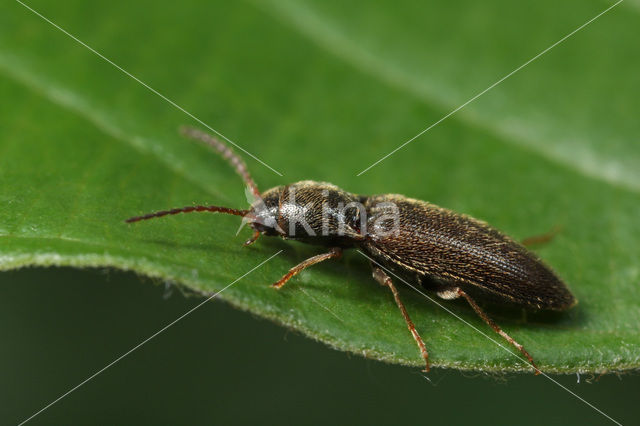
1;268;636;425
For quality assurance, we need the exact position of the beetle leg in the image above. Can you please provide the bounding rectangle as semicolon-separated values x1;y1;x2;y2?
272;247;342;289
371;265;430;373
521;225;561;247
456;289;541;375
243;230;261;247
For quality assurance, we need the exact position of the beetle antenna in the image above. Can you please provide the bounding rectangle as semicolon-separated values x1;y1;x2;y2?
180;126;261;199
125;205;249;223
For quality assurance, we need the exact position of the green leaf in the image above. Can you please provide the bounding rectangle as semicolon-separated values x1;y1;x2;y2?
2;0;638;374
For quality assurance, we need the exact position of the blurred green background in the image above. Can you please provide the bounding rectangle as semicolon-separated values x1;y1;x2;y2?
1;268;638;425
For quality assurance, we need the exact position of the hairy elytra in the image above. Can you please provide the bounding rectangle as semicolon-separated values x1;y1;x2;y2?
126;127;576;373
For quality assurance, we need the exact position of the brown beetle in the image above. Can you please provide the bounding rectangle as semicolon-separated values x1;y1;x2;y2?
126;127;576;373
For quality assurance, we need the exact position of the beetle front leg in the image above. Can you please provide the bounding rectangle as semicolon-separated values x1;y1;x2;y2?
243;230;261;247
371;265;430;372
272;247;342;289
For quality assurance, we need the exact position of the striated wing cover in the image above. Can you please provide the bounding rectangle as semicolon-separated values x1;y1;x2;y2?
361;194;575;310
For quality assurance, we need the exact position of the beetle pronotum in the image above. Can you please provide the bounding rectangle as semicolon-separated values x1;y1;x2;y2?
126;127;576;373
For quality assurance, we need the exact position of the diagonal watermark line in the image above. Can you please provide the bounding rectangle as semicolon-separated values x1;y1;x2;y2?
357;250;622;426
357;0;624;176
15;0;283;177
18;250;283;426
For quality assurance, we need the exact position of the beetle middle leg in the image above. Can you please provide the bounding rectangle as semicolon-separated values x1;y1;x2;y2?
456;288;541;375
272;247;342;289
371;265;430;372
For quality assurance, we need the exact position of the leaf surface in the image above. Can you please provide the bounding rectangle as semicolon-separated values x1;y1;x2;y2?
1;0;639;373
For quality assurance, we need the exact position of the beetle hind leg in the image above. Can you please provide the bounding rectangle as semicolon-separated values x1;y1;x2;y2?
456;289;540;375
521;225;561;247
371;265;430;372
